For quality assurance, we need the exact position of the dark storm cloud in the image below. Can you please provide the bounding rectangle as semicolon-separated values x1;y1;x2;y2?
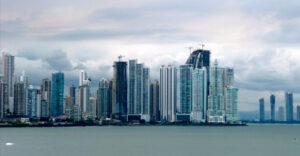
17;49;73;71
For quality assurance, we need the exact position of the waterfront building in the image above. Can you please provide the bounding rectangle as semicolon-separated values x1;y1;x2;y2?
79;70;88;86
2;52;15;114
41;78;51;118
278;106;285;121
259;98;265;122
285;92;293;122
51;72;64;117
177;65;193;122
14;82;26;116
225;87;239;122
69;85;76;105
64;96;74;117
112;57;128;121
270;94;275;122
0;78;8;118
191;68;207;122
297;105;300;121
207;60;225;123
97;78;111;119
26;86;40;118
127;60;150;121
150;80;160;121
160;65;177;122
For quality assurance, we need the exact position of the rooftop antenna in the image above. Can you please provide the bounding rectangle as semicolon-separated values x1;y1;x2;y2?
186;46;194;54
118;55;124;61
199;43;205;50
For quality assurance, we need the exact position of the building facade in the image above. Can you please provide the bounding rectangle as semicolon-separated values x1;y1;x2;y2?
285;92;293;122
2;52;15;114
41;78;51;118
14;82;26;116
207;60;225;123
0;79;8;118
270;94;275;122
150;80;160;121
112;59;128;121
191;68;207;122
259;98;265;122
51;72;64;117
225;87;239;122
160;65;177;122
97;78;111;119
278;106;285;121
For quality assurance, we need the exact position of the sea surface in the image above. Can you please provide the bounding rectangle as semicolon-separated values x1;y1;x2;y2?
0;124;300;156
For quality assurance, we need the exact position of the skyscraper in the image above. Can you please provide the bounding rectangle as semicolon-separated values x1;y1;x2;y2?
160;65;177;122
127;60;150;121
297;105;300;121
185;49;210;70
2;52;15;113
41;78;51;118
177;65;193;121
208;60;225;123
259;98;265;122
225;87;239;122
14;82;26;116
97;78;111;119
79;70;88;86
51;72;64;117
150;80;160;121
285;92;293;122
112;58;128;121
191;68;207;122
278;106;285;121
26;86;40;118
69;85;76;105
270;94;275;122
0;78;8;118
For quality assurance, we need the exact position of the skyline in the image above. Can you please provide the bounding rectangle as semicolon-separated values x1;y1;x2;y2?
1;0;300;112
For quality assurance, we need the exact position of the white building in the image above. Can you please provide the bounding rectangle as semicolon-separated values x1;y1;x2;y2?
160;65;177;122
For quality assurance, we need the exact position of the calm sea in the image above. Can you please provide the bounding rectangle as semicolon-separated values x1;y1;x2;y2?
0;124;299;156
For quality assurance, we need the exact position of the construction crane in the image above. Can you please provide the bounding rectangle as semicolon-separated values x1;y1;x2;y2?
186;46;194;54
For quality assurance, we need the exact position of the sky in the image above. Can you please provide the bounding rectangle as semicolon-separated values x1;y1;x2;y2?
1;0;300;113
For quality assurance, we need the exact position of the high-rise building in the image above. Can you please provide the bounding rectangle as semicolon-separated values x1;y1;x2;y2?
285;92;293;122
69;85;76;105
270;94;275;122
177;65;193;122
97;78;111;119
2;52;15;113
185;49;210;70
191;68;207;122
79;70;88;86
26;86;40;118
14;82;26;116
208;60;225;123
297;105;300;121
112;58;128;121
278;106;285;121
225;87;239;122
51;72;64;117
259;98;265;122
89;96;97;118
64;96;74;117
41;78;51;118
127;60;150;121
0;78;9;118
160;65;177;122
150;80;159;121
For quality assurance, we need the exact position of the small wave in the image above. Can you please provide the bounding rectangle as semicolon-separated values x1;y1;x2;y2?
5;142;14;146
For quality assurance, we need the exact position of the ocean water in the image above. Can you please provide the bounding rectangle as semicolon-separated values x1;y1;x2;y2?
0;124;300;156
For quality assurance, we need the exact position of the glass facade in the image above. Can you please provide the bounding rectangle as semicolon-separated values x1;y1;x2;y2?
270;94;275;122
285;92;293;122
51;72;64;117
259;98;265;122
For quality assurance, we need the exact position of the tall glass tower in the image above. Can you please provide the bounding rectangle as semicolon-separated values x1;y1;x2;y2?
97;78;110;119
2;52;15;114
285;92;293;122
112;59;128;121
208;60;225;123
51;72;64;117
270;94;275;122
177;65;193;121
259;98;265;122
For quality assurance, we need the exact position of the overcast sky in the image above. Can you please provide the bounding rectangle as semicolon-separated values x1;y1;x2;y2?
1;0;300;112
